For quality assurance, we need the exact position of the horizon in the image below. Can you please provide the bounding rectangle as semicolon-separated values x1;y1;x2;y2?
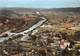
0;0;80;8
0;7;80;9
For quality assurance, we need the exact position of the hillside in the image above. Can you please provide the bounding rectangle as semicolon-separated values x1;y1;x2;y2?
0;7;80;34
0;7;80;13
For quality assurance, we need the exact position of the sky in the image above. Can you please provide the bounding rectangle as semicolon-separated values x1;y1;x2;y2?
0;0;80;8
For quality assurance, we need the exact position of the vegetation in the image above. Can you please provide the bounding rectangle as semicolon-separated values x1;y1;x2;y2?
0;8;80;56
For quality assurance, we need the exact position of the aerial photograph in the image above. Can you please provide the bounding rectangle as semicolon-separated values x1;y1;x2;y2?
0;0;80;56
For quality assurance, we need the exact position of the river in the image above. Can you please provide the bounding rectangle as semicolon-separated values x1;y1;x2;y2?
0;16;47;42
